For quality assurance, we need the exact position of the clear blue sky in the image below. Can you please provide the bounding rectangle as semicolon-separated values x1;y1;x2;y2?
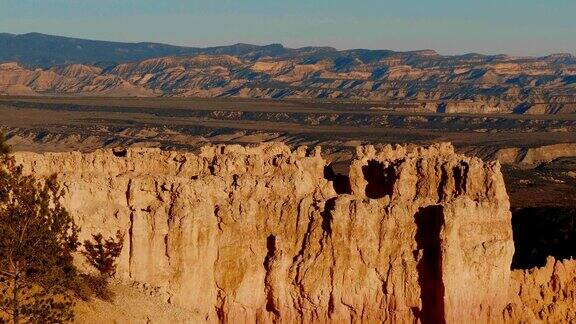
0;0;574;56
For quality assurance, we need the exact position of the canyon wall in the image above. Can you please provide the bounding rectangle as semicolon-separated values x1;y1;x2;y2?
12;143;574;323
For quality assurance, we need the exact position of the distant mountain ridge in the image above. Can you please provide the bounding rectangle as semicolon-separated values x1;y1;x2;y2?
2;32;575;68
0;32;340;67
1;33;575;114
0;32;511;67
0;32;202;67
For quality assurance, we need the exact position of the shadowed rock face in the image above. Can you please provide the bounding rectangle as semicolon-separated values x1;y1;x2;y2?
414;205;445;324
12;143;573;322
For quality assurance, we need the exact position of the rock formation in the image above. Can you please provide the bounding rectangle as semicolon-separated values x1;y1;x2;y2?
2;34;576;113
12;143;574;322
495;143;576;168
506;257;576;322
0;62;157;97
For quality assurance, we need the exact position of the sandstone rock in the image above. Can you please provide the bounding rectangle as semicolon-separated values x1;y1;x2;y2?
494;143;576;168
520;143;576;167
506;257;576;323
12;143;521;322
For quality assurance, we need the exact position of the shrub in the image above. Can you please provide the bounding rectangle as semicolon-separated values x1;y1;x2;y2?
82;231;124;278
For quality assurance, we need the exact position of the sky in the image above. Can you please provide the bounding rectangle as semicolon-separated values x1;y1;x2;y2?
0;0;574;56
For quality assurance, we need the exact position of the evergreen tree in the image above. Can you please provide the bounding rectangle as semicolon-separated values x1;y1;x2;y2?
0;134;80;323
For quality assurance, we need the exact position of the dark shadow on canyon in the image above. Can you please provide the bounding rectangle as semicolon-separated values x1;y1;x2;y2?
362;160;397;199
324;164;351;195
414;205;446;324
511;207;576;270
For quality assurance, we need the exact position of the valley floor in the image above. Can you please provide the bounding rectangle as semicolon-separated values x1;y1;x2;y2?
2;96;575;208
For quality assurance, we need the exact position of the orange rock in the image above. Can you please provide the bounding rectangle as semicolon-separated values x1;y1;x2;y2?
14;143;569;322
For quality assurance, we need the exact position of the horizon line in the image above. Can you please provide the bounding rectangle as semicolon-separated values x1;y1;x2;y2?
2;31;575;59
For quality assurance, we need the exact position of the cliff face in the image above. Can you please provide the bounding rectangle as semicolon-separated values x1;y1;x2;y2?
12;143;573;322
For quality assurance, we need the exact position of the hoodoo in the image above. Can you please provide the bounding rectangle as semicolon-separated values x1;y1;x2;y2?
13;143;574;322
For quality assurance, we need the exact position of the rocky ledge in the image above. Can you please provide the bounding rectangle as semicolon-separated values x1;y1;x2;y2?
14;143;575;323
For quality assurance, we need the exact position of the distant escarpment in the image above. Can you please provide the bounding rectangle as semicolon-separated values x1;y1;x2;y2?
1;37;576;113
13;143;575;322
495;143;576;168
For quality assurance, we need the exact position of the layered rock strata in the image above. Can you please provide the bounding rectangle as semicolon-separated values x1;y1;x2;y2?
12;143;571;322
2;48;576;114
